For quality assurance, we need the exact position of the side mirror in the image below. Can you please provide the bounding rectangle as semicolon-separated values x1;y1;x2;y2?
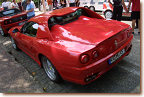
12;28;20;33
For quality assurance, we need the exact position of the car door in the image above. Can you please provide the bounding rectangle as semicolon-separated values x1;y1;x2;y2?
18;21;39;57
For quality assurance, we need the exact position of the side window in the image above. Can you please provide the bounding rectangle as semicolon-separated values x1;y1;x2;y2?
90;0;95;4
21;22;32;32
98;0;104;4
21;22;39;37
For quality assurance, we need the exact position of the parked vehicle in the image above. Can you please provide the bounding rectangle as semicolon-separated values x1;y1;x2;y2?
103;0;132;19
0;8;27;36
79;0;105;12
9;7;133;85
80;0;131;20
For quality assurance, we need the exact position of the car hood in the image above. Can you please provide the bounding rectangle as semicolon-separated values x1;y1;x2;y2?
51;16;130;46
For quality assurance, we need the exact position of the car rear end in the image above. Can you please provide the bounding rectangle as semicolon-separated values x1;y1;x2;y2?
47;8;133;84
60;27;133;85
0;13;27;35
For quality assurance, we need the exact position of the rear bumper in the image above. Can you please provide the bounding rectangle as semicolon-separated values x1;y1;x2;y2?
59;35;133;85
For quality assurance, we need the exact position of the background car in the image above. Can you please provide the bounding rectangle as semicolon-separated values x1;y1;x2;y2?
9;7;133;85
79;0;105;12
79;0;132;20
103;0;132;20
0;8;27;36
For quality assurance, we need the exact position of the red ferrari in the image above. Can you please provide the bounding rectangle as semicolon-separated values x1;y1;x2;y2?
9;7;133;85
0;8;27;36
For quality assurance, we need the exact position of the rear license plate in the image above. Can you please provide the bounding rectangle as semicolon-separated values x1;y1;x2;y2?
108;49;125;65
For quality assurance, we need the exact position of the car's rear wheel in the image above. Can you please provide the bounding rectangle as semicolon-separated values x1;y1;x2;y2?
84;6;89;9
89;6;95;12
104;10;113;19
0;27;5;36
41;56;62;83
11;37;19;50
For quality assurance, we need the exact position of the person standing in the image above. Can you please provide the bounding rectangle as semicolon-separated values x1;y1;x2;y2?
75;0;80;7
11;0;19;9
6;0;12;9
2;0;8;10
53;0;58;9
128;0;140;34
108;0;127;21
60;0;66;8
69;0;76;7
135;19;138;29
47;0;53;11
31;0;36;9
26;0;35;19
17;0;23;11
22;0;28;11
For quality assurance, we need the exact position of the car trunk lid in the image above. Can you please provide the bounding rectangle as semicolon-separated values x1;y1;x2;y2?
51;16;129;46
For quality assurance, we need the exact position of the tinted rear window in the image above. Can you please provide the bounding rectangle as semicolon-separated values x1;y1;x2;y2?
0;9;21;17
48;9;89;30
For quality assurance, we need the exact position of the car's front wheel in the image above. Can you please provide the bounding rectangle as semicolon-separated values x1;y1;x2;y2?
84;6;89;9
41;56;62;83
11;37;19;50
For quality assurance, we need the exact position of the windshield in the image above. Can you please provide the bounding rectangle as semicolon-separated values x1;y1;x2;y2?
0;8;21;17
48;9;89;30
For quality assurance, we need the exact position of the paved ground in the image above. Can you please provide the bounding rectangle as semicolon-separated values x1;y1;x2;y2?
0;39;43;93
0;11;141;93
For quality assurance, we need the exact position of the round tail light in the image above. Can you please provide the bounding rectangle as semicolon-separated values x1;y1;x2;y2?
80;54;89;64
92;51;98;59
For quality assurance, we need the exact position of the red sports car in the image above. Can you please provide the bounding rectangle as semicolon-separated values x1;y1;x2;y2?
9;7;133;85
0;8;27;36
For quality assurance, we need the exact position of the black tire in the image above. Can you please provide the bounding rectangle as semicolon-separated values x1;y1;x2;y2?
89;6;95;12
10;36;19;50
41;56;62;83
0;27;6;36
84;6;89;9
104;10;113;19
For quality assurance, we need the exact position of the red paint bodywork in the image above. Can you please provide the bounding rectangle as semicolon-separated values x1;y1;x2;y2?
0;7;4;11
9;7;133;85
0;10;27;35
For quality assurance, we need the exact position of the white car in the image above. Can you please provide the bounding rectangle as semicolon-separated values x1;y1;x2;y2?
103;0;132;19
79;0;105;12
79;0;131;20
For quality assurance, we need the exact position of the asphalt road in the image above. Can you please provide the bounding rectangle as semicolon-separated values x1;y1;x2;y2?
0;21;140;93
